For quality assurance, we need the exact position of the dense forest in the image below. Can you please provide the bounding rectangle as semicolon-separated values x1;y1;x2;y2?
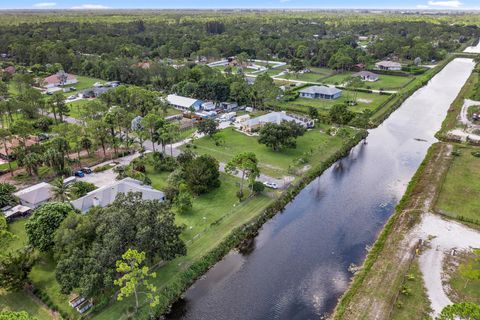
0;11;478;89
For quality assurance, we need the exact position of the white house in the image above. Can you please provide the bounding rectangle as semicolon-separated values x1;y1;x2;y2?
42;72;78;89
14;182;53;209
71;178;165;213
353;71;379;82
375;61;402;71
242;111;309;132
299;86;342;100
167;94;203;111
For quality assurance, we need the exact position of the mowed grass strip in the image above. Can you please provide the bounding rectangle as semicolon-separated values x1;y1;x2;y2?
435;146;480;223
185;127;347;178
277;91;390;115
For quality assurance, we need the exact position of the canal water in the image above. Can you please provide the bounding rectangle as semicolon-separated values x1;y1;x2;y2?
167;58;475;320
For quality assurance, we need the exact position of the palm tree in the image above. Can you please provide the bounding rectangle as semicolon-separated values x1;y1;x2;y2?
51;176;70;202
0;128;13;176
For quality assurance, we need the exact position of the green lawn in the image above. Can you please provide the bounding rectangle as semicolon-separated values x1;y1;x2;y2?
0;289;53;320
390;261;432;320
321;72;413;90
60;75;103;97
321;72;354;85
4;219;77;319
183;126;351;178
447;251;480;304
277;91;391;115
66;99;91;119
93;173;275;320
281;68;334;83
436;146;480;223
0;160;17;172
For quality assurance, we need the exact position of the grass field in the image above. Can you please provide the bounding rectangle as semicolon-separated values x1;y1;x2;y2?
390;261;432;320
183;126;351;178
60;75;103;97
280;67;333;82
435;146;480;223
277;90;391;115
0;289;53;320
1;220;60;320
322;72;413;90
446;250;480;304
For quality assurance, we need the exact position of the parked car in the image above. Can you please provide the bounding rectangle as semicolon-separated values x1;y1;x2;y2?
263;181;278;189
67;95;77;100
81;167;92;174
74;170;85;177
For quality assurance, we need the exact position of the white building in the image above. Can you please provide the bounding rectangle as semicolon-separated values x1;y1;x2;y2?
71;178;165;213
242;111;310;132
14;182;53;208
167;94;203;111
375;61;402;71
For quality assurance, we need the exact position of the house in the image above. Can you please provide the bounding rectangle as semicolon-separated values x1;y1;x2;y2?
79;87;110;99
42;72;78;88
14;182;53;209
299;85;342;100
167;94;203;111
71;177;165;213
220;102;238;111
2;205;31;222
375;61;402;71
201;101;216;111
242;111;309;132
353;71;379;82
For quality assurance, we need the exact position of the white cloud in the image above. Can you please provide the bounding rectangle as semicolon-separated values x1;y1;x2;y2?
71;4;110;9
33;2;56;7
416;4;429;8
427;0;462;7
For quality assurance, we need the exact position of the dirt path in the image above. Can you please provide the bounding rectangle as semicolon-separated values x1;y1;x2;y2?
336;143;453;320
415;214;480;317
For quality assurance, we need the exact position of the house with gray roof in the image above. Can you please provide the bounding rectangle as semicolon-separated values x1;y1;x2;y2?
14;182;53;209
353;71;379;82
299;85;342;100
375;60;402;71
71;177;165;213
242;111;311;132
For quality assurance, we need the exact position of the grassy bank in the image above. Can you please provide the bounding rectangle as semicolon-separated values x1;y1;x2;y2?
333;142;444;319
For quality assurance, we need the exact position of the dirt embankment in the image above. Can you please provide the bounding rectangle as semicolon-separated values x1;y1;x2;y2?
333;142;452;320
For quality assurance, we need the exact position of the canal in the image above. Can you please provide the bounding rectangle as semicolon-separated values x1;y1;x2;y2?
167;58;475;320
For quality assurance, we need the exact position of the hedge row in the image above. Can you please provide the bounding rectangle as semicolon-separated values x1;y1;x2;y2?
32;286;71;320
332;143;439;319
135;129;369;319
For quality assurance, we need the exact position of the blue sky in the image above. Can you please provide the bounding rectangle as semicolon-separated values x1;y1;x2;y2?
1;0;479;10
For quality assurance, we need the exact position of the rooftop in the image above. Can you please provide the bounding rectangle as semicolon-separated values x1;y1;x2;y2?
167;94;202;109
14;182;53;206
244;111;307;128
71;177;165;213
299;85;342;96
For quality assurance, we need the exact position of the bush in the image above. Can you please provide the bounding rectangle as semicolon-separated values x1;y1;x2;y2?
93;164;112;173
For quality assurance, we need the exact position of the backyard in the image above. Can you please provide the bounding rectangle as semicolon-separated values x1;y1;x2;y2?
435;146;480;223
323;72;414;90
183;126;353;178
277;90;392;115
